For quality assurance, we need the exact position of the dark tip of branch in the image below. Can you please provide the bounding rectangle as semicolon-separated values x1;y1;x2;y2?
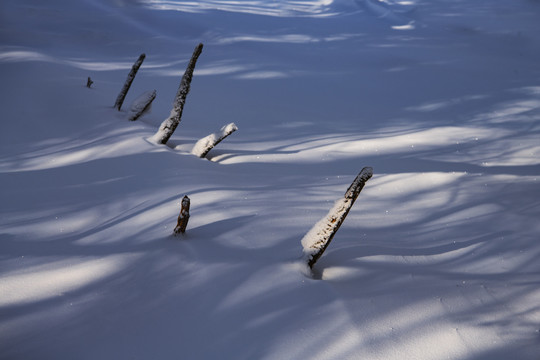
344;167;374;199
194;43;204;56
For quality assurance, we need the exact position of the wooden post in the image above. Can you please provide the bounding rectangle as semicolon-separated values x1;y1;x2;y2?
153;43;203;145
191;123;238;158
174;195;190;235
127;90;157;121
301;167;373;269
114;53;146;111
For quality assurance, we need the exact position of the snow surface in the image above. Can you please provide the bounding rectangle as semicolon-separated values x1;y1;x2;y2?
1;0;540;359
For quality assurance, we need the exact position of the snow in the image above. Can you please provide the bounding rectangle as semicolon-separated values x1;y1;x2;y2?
1;0;540;359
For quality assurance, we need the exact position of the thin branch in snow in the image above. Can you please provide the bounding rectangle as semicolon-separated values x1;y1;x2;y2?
301;167;373;269
174;195;190;235
152;43;203;145
127;90;156;121
114;53;146;111
192;123;238;158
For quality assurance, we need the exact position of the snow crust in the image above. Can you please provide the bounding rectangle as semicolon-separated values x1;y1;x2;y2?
1;0;540;359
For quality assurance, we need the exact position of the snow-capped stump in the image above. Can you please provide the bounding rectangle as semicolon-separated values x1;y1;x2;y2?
302;167;373;269
192;123;238;158
174;195;190;235
127;90;156;121
152;43;203;145
114;53;146;111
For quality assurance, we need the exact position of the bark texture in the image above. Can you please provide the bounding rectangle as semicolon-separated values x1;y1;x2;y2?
153;43;203;144
302;167;373;269
114;53;146;111
174;195;191;235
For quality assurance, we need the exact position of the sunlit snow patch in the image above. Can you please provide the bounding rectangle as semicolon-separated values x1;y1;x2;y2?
141;0;338;17
0;255;138;307
392;21;415;30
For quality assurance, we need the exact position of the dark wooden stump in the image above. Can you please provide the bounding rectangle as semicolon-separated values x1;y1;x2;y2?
174;195;190;235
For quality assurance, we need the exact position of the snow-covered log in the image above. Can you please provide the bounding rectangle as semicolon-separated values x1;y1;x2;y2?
152;43;203;145
301;167;373;269
127;90;156;121
174;195;190;235
192;123;238;158
114;53;146;111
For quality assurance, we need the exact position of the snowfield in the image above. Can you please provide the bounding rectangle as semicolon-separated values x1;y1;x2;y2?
1;0;539;359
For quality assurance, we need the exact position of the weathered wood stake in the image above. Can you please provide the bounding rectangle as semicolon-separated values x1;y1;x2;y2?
174;195;190;235
153;43;203;145
127;90;157;121
301;167;373;269
191;123;238;158
114;53;146;111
